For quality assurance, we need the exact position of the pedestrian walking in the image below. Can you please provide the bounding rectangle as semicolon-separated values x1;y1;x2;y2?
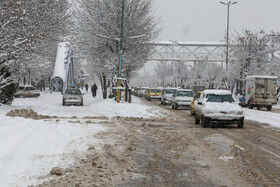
91;83;98;97
85;84;89;92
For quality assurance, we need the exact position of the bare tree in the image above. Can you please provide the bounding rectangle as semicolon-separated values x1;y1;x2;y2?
0;0;71;104
229;29;277;93
74;0;159;99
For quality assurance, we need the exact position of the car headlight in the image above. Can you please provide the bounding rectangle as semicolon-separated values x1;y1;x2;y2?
204;110;215;114
237;111;243;115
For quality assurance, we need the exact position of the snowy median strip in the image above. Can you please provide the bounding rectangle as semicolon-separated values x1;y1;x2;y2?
243;108;280;128
0;91;162;186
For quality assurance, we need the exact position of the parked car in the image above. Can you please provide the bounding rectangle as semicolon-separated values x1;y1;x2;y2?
172;89;193;109
190;91;203;116
14;85;40;98
134;87;141;96
139;87;148;97
62;87;83;106
194;90;244;128
161;88;177;105
144;88;151;99
146;88;162;101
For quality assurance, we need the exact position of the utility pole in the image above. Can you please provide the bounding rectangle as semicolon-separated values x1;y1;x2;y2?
220;1;237;71
117;0;125;103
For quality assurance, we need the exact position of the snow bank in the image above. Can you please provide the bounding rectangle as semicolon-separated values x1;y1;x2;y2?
8;91;159;118
0;91;160;186
0;115;105;186
244;108;280;128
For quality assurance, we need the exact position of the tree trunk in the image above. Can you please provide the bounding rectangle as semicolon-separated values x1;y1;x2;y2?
98;73;111;99
125;81;128;102
102;74;107;99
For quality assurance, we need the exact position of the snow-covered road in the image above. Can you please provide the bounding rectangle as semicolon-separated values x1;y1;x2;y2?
1;91;280;186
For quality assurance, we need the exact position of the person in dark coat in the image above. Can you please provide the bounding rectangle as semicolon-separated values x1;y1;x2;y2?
85;84;89;92
91;83;98;97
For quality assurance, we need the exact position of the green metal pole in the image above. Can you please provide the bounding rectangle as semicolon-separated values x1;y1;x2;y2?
117;0;125;103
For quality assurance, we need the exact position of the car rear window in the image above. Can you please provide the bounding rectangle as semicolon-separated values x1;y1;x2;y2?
65;89;81;95
165;89;176;94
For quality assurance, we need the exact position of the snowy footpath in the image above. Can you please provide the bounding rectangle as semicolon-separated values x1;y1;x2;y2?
1;91;280;186
0;91;162;187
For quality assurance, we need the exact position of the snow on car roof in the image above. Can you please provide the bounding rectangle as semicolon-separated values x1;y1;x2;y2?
177;89;192;91
203;89;231;95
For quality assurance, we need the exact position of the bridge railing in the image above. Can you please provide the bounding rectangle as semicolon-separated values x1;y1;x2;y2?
146;41;227;62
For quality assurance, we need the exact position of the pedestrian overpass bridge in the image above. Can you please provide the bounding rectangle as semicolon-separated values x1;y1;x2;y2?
146;41;227;66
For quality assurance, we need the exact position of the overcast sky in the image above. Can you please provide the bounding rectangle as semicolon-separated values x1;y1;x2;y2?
153;0;280;42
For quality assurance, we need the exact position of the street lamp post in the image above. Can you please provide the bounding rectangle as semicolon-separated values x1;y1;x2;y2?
117;0;125;103
220;1;237;71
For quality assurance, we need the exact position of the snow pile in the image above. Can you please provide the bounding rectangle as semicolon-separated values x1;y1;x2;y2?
0;115;106;186
0;91;161;187
243;108;280;128
6;109;53;120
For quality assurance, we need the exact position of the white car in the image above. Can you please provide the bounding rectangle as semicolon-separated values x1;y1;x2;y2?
161;88;177;105
14;85;40;98
139;87;148;97
172;89;193;109
194;90;244;128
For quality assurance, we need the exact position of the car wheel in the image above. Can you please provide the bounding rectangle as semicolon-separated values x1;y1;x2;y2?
172;103;174;109
238;122;244;128
202;117;208;128
248;104;253;109
161;100;163;105
257;106;261;110
195;114;200;124
174;103;178;110
190;109;194;116
19;95;24;98
34;95;39;98
267;106;272;111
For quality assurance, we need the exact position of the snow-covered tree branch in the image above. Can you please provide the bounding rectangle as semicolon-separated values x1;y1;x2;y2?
74;0;159;98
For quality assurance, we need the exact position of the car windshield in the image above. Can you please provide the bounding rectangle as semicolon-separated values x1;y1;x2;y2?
206;94;235;103
165;89;176;94
177;91;193;97
65;89;81;95
17;87;25;91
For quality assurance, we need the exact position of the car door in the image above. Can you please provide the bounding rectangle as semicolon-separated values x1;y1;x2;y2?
29;87;36;97
23;87;30;97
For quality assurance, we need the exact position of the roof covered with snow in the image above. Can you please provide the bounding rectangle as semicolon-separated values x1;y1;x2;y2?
203;89;231;95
